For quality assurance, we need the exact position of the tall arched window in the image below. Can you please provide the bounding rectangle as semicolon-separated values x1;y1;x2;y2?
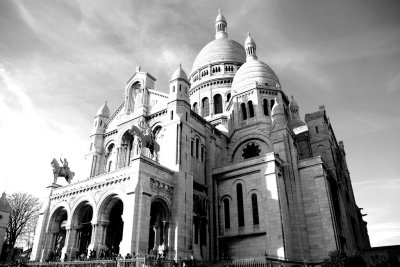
237;184;245;227
202;97;209;117
193;103;199;114
214;94;223;114
196;138;199;159
263;99;269;116
270;99;275;111
226;93;231;102
241;103;247;120
251;194;259;225
223;199;230;229
191;140;194;156
248;101;254;118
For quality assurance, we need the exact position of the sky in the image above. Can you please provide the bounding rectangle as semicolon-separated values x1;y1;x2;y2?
0;0;399;248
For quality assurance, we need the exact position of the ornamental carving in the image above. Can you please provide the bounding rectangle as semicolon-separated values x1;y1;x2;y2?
150;178;174;199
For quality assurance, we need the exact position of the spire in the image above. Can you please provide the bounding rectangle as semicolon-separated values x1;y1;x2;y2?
245;32;257;60
271;97;286;124
215;9;228;39
96;101;110;117
289;95;306;128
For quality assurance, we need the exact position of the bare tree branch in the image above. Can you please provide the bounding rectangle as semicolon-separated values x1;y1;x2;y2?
6;192;41;250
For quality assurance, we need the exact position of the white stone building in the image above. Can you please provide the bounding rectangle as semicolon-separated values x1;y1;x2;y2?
31;11;370;263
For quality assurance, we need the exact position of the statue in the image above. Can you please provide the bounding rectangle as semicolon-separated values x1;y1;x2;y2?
129;124;159;161
51;158;75;184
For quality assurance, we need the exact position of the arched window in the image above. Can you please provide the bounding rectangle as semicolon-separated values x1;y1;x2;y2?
224;199;230;229
196;139;199;159
242;143;261;159
237;184;245;227
248;101;254;118
193;102;199;114
226;93;231;102
214;94;223;114
191;140;194;156
241;103;247;120
172;86;175;92
202;97;209;117
263;99;269;116
315;126;319;134
201;147;204;161
252;194;259;225
270;99;275;111
179;85;182;91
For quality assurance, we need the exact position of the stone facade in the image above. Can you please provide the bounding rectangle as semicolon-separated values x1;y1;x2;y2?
0;193;11;258
31;10;370;263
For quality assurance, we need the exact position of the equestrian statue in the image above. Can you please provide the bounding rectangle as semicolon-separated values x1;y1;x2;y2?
129;124;159;160
51;158;75;184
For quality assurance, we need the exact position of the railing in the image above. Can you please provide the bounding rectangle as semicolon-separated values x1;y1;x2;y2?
27;257;322;267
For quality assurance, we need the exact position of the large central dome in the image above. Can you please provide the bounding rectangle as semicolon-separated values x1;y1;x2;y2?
190;38;246;75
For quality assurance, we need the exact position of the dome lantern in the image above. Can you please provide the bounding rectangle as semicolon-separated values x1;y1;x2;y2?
245;32;257;60
215;9;228;39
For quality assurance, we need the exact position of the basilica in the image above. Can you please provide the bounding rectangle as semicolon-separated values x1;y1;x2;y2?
31;10;370;263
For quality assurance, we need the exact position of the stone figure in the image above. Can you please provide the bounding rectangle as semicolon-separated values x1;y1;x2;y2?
51;158;75;184
129;124;159;160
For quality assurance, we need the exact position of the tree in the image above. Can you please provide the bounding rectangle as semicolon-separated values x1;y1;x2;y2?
5;192;41;260
322;250;348;267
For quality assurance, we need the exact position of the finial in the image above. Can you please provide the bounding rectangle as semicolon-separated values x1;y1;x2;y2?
136;66;141;72
179;63;182;68
219;8;222;13
291;95;293;100
248;32;251;37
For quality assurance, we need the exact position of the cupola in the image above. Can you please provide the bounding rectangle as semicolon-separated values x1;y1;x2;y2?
169;64;190;103
96;101;110;118
271;97;286;124
245;32;257;60
215;9;227;39
289;95;306;128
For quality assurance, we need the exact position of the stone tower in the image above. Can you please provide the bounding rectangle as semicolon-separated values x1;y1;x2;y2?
0;193;11;258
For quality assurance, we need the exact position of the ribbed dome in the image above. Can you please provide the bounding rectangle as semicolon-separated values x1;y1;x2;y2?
171;64;188;81
231;59;280;93
96;101;110;117
190;38;246;75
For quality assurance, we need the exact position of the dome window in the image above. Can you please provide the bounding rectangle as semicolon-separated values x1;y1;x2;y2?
241;103;247;120
193;102;199;114
202;97;209;117
213;94;223;114
263;99;269;116
248;101;254;118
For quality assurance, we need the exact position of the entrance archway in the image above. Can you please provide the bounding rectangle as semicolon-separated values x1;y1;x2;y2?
72;202;93;256
98;195;124;254
148;198;170;254
48;207;68;259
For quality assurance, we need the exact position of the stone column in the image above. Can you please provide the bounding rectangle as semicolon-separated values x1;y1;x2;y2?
154;225;160;250
60;226;71;261
87;222;98;253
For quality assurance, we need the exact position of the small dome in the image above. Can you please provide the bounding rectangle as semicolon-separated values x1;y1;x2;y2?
190;38;246;75
0;192;11;212
96;101;110;117
216;9;226;23
171;64;188;81
245;32;256;47
271;98;284;117
231;59;280;93
289;95;299;110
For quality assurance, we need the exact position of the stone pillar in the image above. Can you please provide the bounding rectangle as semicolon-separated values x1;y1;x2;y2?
60;226;71;261
154;225;160;250
87;222;98;253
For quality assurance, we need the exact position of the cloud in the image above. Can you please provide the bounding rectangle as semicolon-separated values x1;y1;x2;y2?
0;65;88;197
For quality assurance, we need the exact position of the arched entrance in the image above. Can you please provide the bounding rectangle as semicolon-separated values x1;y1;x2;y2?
48;207;68;259
72;202;93;256
98;195;124;254
148;199;170;255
